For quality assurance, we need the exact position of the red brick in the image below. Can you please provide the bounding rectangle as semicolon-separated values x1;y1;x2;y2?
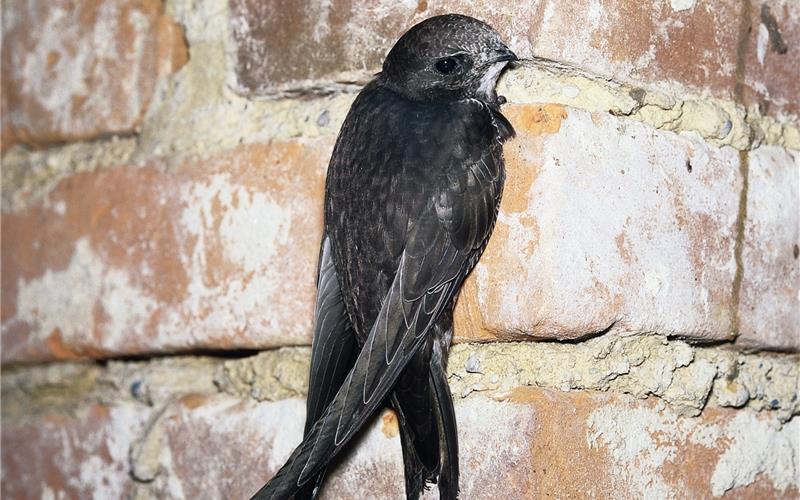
229;0;799;118
229;0;413;93
148;390;798;498
737;146;799;351
1;140;332;362
743;0;800;116
1;403;150;499
525;0;744;103
1;0;187;147
5;106;796;362
3;391;794;499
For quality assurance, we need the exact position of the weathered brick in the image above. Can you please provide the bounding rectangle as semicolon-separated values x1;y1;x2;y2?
8;104;791;362
525;0;744;104
743;0;800;116
1;0;187;147
737;146;800;351
230;0;798;117
455;104;743;343
229;0;409;92
1;403;150;499
1;140;332;362
144;390;798;499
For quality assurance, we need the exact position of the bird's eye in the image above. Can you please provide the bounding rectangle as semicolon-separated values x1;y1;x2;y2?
435;56;460;74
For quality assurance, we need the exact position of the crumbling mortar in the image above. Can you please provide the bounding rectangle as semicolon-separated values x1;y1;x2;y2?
129;402;172;483
1;356;221;423
500;59;799;151
2;331;800;499
3;334;796;488
1;135;138;213
3;334;797;429
214;347;310;402
447;334;799;422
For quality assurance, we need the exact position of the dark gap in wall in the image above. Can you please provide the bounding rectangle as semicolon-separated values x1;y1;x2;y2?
0;347;279;370
94;347;269;365
7;130;140;152
508;320;618;345
729;0;752;340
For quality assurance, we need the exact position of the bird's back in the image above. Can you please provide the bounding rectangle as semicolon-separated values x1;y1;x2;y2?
324;80;507;344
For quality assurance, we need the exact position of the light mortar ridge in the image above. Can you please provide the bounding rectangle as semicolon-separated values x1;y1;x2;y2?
3;335;797;425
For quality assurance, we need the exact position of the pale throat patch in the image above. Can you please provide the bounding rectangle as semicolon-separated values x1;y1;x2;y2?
477;61;509;100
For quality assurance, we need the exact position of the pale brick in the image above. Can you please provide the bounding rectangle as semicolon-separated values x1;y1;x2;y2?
737;146;800;351
1;140;332;362
0;403;151;499
145;390;798;499
1;0;187;147
455;105;743;343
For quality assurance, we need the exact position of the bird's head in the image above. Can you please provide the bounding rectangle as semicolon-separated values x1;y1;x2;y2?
380;14;517;106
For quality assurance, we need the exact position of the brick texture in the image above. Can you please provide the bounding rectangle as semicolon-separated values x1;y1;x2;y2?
737;146;800;351
1;0;187;148
137;392;800;498
744;1;800;116
229;0;412;92
1;403;150;500
4;105;797;362
455;105;743;344
2;387;797;499
2;1;799;496
230;0;799;118
1;141;331;362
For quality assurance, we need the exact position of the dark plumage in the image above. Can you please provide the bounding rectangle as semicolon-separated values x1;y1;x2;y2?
251;14;517;500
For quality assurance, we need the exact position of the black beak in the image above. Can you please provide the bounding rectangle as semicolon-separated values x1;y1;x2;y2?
490;47;518;64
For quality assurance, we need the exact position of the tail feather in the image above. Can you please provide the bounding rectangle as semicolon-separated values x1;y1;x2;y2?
430;336;459;500
392;323;459;500
391;336;440;499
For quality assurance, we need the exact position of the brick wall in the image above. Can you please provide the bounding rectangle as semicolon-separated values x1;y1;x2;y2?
1;0;798;498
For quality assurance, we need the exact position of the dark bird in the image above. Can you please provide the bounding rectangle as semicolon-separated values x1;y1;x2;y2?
251;14;517;500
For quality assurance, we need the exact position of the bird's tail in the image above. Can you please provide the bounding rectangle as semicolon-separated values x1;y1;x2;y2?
249;254;457;499
430;336;459;500
392;325;459;500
